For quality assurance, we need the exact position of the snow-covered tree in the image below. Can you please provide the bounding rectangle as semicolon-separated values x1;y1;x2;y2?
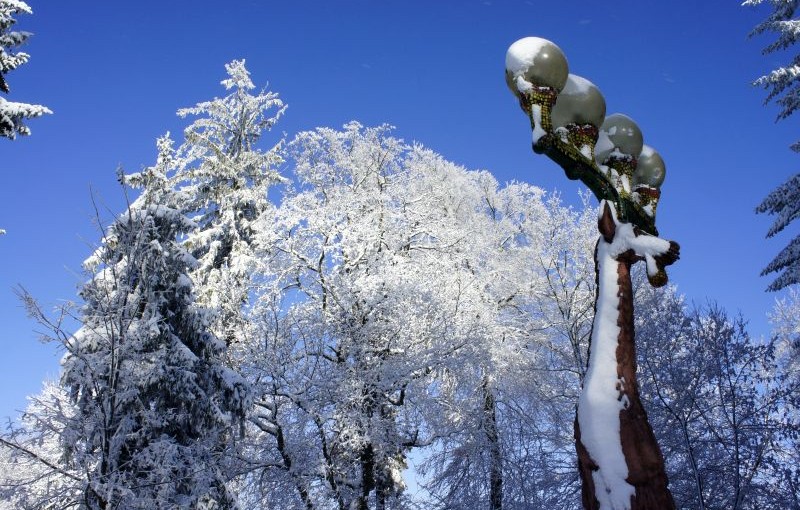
771;287;800;375
229;122;611;510
756;174;800;290
0;382;82;510
745;0;800;290
746;0;800;125
416;187;596;510
765;274;800;507
234;123;528;510
0;0;50;139
126;59;286;345
636;288;787;509
57;189;249;509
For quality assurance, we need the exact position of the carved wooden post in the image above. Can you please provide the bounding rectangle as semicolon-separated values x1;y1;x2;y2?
574;202;677;509
505;37;680;509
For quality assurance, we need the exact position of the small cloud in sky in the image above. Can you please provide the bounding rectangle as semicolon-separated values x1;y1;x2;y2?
361;63;372;70
662;72;675;84
578;19;592;25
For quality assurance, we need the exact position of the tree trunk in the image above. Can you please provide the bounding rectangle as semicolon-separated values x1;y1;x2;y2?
274;419;315;510
482;374;503;510
358;443;375;510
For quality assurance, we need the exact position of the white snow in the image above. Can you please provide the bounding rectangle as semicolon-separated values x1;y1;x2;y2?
505;37;553;77
176;273;192;289
639;145;655;159
620;175;631;195
596;131;613;153
563;73;593;95
4;1;33;14
515;75;533;94
0;96;52;117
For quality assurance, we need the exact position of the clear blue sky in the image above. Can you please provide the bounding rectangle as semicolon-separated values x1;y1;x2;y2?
1;0;796;420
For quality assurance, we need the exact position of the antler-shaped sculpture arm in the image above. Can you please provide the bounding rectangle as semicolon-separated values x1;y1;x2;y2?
598;201;679;287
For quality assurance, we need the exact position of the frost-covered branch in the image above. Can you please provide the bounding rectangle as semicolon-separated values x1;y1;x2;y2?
0;1;51;139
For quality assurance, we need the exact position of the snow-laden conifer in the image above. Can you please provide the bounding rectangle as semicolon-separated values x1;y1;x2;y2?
60;185;249;509
126;60;286;346
746;0;800;289
756;173;800;290
0;0;50;139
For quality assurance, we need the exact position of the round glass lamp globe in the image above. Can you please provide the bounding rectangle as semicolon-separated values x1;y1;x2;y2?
551;74;606;129
505;37;569;95
633;145;666;188
600;113;643;157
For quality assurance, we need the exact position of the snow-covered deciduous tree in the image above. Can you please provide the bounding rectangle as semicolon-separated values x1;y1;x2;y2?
771;287;800;375
745;0;800;290
235;122;539;510
241;123;469;508
766;282;800;507
0;382;82;510
234;122;607;510
533;192;597;385
0;0;50;139
417;186;597;510
636;288;788;510
126;59;286;346
56;189;248;509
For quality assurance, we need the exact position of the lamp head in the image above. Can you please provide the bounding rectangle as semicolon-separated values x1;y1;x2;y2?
596;113;643;163
551;74;606;130
505;37;569;96
633;145;666;188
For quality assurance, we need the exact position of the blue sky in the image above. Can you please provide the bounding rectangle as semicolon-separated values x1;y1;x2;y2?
1;0;796;420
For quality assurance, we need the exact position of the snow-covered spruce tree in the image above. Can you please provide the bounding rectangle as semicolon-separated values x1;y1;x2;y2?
127;59;286;346
0;0;50;139
59;181;249;509
745;0;800;290
757;173;800;290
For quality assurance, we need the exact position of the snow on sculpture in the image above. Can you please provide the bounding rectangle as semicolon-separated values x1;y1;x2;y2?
505;36;680;509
